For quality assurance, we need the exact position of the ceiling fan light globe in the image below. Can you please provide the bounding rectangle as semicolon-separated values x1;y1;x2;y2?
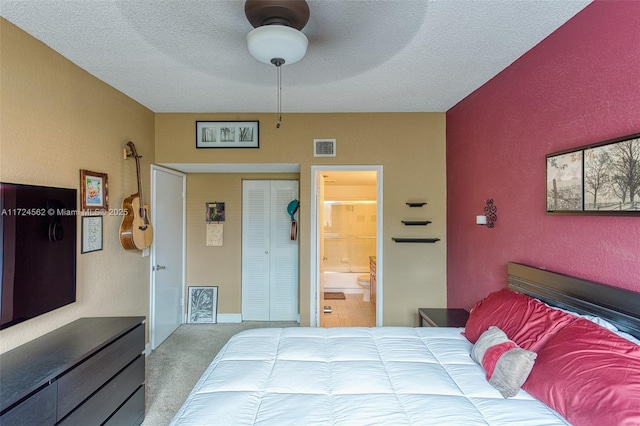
246;25;308;65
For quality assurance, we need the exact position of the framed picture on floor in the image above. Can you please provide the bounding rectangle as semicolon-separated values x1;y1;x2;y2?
188;286;218;323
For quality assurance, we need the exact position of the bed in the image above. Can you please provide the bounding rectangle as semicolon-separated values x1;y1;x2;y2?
170;263;640;426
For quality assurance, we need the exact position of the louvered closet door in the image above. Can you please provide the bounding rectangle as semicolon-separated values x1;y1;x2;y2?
242;181;271;320
269;181;299;320
242;180;298;321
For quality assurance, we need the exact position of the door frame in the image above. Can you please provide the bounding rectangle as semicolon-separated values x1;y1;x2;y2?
310;165;383;327
149;165;186;350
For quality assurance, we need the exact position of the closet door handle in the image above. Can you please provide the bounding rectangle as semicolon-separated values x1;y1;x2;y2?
265;250;269;254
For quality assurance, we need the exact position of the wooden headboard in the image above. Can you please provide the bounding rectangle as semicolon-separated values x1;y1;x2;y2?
507;262;640;339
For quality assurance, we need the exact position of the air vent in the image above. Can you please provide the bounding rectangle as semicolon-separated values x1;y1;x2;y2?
314;139;336;157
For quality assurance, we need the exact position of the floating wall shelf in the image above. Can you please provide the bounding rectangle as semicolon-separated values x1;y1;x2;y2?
392;237;440;243
401;220;432;226
406;202;427;207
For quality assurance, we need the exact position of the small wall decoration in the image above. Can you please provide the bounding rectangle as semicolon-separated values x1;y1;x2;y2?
188;286;218;323
80;169;108;211
206;202;225;222
196;121;259;148
546;132;640;215
206;223;224;246
81;215;103;253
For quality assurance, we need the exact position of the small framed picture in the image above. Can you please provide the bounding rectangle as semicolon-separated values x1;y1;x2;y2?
188;286;218;323
206;202;225;222
80;169;108;211
81;215;103;253
196;121;259;148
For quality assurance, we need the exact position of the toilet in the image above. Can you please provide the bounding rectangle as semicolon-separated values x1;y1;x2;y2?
357;274;371;302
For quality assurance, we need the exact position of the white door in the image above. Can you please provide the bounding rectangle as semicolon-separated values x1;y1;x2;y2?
268;181;299;320
316;172;326;325
242;180;298;321
150;166;185;349
241;180;270;320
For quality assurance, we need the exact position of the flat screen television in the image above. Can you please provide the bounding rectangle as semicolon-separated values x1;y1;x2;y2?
0;182;77;330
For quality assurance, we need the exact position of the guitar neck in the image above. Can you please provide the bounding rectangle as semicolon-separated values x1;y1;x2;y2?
134;154;144;204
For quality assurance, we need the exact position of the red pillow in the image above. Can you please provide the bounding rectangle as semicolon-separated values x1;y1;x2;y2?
464;289;577;352
523;318;640;426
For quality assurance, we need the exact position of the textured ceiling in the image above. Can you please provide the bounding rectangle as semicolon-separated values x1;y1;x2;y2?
1;0;592;113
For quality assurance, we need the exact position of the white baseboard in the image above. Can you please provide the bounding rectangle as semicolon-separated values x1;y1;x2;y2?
144;343;152;356
216;313;242;323
215;313;301;323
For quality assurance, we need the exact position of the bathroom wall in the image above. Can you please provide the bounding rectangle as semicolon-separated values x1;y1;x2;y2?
323;202;377;273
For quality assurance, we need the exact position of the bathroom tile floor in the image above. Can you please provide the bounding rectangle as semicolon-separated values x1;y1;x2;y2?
321;293;376;327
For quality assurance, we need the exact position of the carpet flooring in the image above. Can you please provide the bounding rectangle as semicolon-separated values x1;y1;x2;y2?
142;321;299;426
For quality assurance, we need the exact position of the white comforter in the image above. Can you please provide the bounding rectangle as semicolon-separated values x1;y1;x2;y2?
170;327;569;425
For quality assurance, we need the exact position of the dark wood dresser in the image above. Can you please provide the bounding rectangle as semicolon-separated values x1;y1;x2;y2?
0;316;145;426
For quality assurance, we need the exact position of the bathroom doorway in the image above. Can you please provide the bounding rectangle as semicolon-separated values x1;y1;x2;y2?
310;165;383;327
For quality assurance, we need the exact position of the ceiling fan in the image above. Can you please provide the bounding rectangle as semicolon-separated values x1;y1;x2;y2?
244;0;311;127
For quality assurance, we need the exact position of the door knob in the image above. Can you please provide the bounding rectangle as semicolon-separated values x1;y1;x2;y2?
265;250;269;254
153;265;166;271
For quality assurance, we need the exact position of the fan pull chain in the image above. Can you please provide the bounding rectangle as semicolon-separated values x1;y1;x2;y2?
271;58;284;128
276;62;282;128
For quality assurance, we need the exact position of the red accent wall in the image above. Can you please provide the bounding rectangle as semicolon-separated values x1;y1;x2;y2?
446;0;640;309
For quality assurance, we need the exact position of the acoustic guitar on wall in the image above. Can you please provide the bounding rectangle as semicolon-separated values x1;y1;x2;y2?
119;141;153;250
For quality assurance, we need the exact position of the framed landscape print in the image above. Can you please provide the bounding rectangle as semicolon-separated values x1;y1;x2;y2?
196;121;259;148
546;151;583;212
546;133;640;215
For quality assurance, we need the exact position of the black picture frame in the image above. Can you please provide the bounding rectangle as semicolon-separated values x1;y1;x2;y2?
196;121;259;148
81;215;103;253
546;132;640;215
205;202;225;222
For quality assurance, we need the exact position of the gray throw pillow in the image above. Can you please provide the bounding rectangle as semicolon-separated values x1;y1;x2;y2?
470;326;537;398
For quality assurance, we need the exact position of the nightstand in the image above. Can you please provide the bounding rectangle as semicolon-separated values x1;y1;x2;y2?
418;308;469;327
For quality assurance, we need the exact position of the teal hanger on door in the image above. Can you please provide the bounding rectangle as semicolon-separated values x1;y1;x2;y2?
287;200;299;240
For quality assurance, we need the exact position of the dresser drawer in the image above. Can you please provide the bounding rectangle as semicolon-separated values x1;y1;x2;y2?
59;355;144;425
0;383;57;426
104;384;145;426
57;324;144;420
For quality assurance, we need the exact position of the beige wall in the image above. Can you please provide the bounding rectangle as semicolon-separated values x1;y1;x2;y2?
157;112;447;326
0;18;447;351
186;173;299;315
0;19;154;352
